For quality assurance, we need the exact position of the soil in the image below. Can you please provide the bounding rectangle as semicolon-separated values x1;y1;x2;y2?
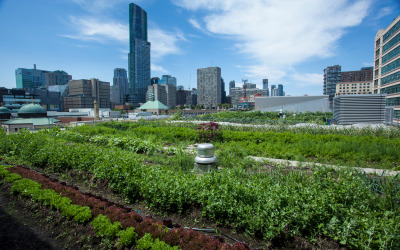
0;161;345;249
0;182;100;249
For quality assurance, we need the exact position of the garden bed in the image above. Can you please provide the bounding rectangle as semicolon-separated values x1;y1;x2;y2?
0;120;399;249
0;163;344;249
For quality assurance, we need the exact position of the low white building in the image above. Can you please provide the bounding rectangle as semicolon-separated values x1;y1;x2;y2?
255;96;331;113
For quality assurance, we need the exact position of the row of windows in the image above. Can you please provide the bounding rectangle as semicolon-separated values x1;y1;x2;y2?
387;97;400;106
382;45;400;64
338;82;370;86
339;85;370;88
383;32;400;53
381;85;400;95
381;57;400;75
394;110;400;119
338;89;371;92
383;19;400;42
336;92;372;95
381;71;400;85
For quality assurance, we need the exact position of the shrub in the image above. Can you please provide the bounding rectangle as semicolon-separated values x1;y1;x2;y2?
196;122;221;143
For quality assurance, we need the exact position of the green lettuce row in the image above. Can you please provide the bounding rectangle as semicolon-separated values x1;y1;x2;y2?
91;214;177;249
0;167;92;224
1;165;177;249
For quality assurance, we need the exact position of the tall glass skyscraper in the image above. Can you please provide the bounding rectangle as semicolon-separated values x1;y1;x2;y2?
128;3;151;104
277;84;284;96
112;68;129;104
323;65;341;107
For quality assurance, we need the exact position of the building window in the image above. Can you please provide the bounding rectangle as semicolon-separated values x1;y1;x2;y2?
381;71;400;85
376;38;381;47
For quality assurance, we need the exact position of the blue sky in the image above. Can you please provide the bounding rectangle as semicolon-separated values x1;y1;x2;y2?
0;0;399;96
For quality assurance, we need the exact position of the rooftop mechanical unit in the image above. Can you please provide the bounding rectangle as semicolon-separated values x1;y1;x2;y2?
333;94;386;125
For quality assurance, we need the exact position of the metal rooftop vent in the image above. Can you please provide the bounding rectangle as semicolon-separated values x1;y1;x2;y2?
194;143;217;172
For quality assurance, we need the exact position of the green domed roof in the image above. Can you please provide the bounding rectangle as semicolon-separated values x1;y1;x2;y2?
18;104;46;114
0;106;11;114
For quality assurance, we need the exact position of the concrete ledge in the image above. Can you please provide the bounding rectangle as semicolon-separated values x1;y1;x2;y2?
248;156;400;177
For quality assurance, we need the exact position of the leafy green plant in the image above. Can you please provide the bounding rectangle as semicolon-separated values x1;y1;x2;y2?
91;214;122;238
117;227;138;247
0;165;10;178
61;204;92;223
4;173;22;183
136;233;178;250
10;178;41;195
10;177;92;224
196;122;221;143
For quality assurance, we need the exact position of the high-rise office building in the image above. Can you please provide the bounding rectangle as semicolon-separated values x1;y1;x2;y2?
243;82;257;89
262;79;269;96
45;70;72;88
323;65;341;106
151;77;160;85
277;84;284;96
15;65;71;89
197;67;221;108
146;84;167;105
128;3;151;104
15;65;48;89
229;80;235;96
161;84;177;107
221;78;226;104
270;85;277;96
64;79;110;110
373;14;400;121
262;79;268;89
112;68;129;104
159;75;177;86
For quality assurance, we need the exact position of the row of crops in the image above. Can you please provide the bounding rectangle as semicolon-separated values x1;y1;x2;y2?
1;164;246;249
1;121;400;248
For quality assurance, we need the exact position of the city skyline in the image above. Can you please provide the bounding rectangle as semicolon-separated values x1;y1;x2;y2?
0;0;399;96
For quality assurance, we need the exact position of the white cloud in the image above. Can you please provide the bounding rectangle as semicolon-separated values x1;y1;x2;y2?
362;62;373;67
62;16;186;61
173;0;372;84
189;18;201;30
151;64;168;73
188;18;212;35
376;6;393;19
291;73;323;87
62;16;128;42
150;28;186;59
